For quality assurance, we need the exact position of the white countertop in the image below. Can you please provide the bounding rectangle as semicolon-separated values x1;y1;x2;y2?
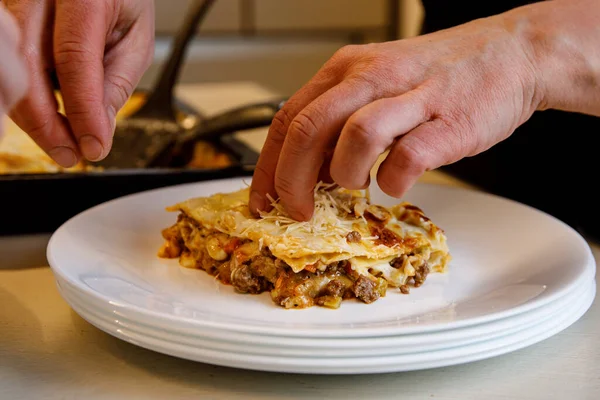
1;82;598;400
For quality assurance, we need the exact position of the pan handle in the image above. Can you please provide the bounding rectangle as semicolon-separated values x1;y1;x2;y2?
148;97;286;167
182;97;286;143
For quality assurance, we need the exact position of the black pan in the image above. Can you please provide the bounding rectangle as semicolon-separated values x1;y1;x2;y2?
0;93;261;236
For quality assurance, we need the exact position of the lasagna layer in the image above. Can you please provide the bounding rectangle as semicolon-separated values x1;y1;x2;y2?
158;185;451;309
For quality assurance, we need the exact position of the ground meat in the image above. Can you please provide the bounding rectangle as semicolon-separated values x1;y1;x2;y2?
391;256;404;269
391;252;417;269
353;275;379;303
249;255;279;283
200;249;220;275
322;279;346;297
345;230;362;243
162;218;413;308
400;284;410;294
216;260;232;285
230;263;269;294
413;263;430;287
261;246;273;257
337;260;360;280
370;226;402;247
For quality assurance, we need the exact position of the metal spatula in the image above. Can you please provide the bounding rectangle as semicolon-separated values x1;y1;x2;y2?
93;0;216;169
149;97;286;167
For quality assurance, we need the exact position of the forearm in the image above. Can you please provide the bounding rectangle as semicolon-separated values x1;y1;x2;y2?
504;0;600;116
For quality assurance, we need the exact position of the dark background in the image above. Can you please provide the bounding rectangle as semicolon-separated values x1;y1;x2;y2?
421;0;600;243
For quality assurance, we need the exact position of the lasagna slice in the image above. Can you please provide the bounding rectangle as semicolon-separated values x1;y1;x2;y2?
158;184;451;309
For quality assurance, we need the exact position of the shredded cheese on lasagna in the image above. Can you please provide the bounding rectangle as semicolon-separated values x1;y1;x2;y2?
258;182;357;239
165;183;450;275
159;183;451;308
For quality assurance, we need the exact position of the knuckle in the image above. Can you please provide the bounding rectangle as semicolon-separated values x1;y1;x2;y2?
287;112;320;149
333;44;360;61
440;103;477;136
344;59;401;98
22;118;53;142
54;39;96;67
438;115;477;156
345;115;378;146
269;108;294;141
346;66;391;97
63;107;95;121
106;74;135;109
59;91;100;116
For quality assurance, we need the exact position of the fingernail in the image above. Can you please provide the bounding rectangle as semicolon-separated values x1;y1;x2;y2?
79;135;104;161
107;105;117;134
49;147;78;168
249;190;266;214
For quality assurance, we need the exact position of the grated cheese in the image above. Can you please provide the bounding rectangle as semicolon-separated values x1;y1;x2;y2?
166;182;451;274
257;182;362;240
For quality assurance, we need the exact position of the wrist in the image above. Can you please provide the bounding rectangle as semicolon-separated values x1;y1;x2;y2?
503;0;600;115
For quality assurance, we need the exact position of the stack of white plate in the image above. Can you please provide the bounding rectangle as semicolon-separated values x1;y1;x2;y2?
47;178;597;374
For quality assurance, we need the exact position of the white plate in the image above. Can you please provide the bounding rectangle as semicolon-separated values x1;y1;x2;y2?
56;276;596;374
54;269;593;358
47;177;596;338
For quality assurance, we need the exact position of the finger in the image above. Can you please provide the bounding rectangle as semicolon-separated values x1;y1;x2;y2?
376;118;468;198
0;39;28;111
54;0;112;162
0;106;4;139
248;44;367;214
274;79;376;220
7;1;81;168
330;91;429;190
8;71;79;167
103;6;155;135
317;150;335;184
0;4;20;48
249;73;341;215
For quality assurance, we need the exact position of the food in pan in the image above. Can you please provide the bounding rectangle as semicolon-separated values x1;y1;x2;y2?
158;184;451;309
0;125;90;173
0;91;234;174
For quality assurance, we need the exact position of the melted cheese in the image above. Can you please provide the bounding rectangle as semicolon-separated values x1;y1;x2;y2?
166;184;450;274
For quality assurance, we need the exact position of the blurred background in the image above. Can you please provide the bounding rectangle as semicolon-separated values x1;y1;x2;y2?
141;0;424;96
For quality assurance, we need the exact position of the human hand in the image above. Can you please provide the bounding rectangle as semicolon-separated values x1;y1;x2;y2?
249;12;541;221
5;0;155;167
0;4;28;137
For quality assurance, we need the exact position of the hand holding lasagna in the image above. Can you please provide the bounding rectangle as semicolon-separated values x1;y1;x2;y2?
158;183;451;309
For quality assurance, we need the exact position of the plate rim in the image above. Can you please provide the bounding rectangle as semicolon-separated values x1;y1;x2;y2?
54;273;595;357
47;177;598;337
54;278;597;374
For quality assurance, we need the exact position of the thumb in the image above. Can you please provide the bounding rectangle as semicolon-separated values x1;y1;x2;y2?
103;43;154;133
103;6;155;133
